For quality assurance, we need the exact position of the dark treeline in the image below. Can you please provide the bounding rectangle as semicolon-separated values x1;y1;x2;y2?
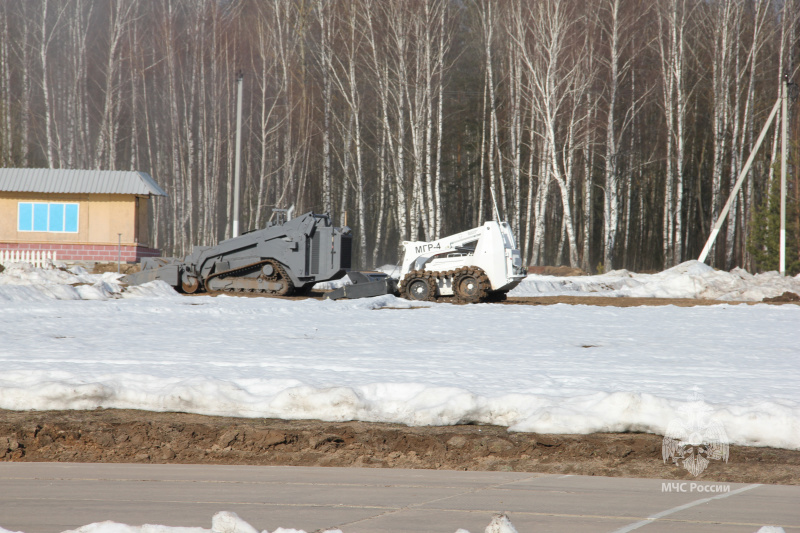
1;0;799;272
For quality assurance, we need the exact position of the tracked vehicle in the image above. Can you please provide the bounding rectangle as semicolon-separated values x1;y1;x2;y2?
395;220;526;302
124;211;351;296
324;219;526;303
126;208;524;303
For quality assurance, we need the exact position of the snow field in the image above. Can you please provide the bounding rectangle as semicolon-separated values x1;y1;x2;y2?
0;261;798;451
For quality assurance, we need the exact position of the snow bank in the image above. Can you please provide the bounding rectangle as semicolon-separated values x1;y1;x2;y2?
0;511;519;533
511;260;800;301
0;262;178;301
15;511;341;533
2;375;795;449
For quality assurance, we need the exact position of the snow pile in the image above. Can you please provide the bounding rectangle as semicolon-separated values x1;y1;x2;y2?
0;511;517;533
511;260;800;301
0;262;177;301
481;514;518;533
1;511;344;533
324;292;433;310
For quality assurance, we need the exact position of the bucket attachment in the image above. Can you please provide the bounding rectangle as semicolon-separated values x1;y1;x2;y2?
323;271;397;300
121;257;182;287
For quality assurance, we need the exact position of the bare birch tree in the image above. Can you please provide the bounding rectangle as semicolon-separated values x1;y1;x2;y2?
513;0;586;267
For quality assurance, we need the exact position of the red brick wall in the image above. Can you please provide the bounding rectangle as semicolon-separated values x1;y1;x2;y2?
0;242;160;262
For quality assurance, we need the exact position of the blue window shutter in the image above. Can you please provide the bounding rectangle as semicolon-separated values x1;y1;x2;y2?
33;203;48;232
18;203;32;231
65;204;79;233
49;203;64;232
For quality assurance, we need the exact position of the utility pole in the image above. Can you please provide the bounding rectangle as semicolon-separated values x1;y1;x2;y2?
232;70;244;238
699;92;782;264
780;73;788;275
699;75;791;270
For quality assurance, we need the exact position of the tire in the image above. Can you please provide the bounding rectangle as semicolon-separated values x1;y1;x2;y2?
453;267;489;303
400;271;436;301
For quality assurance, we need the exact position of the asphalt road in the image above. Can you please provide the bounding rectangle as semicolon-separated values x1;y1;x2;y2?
0;463;797;533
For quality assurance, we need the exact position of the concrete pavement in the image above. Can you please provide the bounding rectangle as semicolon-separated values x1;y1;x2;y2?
0;463;797;533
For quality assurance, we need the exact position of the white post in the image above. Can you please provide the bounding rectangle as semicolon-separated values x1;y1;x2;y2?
780;74;788;275
232;71;244;238
699;96;782;263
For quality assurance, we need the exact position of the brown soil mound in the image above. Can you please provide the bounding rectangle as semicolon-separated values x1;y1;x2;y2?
1;409;798;485
763;291;800;303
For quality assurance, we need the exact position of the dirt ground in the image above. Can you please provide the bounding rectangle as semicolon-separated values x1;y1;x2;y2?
1;409;798;485
506;295;800;307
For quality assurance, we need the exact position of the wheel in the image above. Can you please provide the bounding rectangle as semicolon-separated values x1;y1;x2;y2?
407;278;432;300
400;271;435;301
453;268;489;303
454;274;480;301
180;275;200;294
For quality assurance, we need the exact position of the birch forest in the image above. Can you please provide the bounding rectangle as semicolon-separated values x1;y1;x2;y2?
1;0;799;272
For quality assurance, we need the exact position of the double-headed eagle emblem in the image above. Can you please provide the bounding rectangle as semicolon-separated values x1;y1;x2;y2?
662;392;730;476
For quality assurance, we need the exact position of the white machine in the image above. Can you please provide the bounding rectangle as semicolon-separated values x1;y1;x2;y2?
397;220;526;302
